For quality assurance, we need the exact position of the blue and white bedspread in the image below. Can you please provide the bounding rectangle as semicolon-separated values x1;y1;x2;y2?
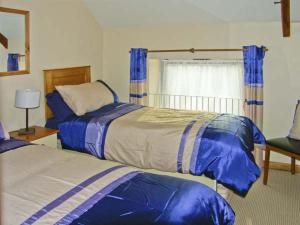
1;139;234;225
58;103;266;196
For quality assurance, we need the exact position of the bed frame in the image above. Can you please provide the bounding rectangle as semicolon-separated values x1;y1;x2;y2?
43;66;91;120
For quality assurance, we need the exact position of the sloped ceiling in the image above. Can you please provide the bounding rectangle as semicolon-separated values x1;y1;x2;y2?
83;0;300;28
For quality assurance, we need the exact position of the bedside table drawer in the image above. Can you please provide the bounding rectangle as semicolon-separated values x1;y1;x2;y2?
32;133;58;148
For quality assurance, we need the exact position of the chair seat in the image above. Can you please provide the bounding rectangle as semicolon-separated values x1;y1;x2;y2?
267;137;300;155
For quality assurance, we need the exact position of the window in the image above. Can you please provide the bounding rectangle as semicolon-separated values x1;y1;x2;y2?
148;59;244;115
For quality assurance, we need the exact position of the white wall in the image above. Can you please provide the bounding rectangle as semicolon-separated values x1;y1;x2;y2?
0;0;103;131
102;22;300;164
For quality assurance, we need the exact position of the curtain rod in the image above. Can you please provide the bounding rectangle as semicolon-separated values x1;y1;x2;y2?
129;47;268;53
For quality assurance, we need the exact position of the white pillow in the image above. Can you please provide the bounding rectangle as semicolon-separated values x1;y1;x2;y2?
56;81;115;116
0;122;10;140
289;100;300;140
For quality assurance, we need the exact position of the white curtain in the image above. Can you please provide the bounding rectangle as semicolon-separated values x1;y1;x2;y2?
161;60;243;98
151;60;244;114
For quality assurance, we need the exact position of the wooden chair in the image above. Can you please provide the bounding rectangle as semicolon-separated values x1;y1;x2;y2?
263;137;300;185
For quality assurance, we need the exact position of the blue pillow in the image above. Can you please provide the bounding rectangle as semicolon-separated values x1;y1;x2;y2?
46;91;74;121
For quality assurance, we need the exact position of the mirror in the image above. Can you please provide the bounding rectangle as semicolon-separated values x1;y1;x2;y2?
0;7;30;76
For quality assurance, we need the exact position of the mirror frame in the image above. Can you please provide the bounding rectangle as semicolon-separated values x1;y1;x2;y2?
0;7;30;76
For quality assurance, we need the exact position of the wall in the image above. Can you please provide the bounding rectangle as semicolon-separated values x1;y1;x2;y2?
102;24;232;101
102;22;300;164
0;0;103;131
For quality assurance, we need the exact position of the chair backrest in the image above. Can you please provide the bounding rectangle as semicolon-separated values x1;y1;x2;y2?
289;100;300;140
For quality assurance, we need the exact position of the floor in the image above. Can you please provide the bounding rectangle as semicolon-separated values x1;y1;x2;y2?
230;169;300;225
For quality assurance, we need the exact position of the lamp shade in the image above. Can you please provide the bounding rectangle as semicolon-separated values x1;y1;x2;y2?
15;89;40;109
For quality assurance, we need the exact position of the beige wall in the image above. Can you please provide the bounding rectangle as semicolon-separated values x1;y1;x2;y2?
102;22;300;164
0;0;103;131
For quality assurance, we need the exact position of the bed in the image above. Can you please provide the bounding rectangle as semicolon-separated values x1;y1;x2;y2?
0;138;235;225
44;66;266;197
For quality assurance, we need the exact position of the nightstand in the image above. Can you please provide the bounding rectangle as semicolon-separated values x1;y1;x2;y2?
9;126;59;148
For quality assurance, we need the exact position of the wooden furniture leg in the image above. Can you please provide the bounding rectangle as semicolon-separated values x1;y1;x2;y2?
291;157;296;175
263;145;270;185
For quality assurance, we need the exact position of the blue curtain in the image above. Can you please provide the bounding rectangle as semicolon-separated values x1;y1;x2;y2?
129;48;148;105
243;45;265;167
7;53;19;72
243;46;265;89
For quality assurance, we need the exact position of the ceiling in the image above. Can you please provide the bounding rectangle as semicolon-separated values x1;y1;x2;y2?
83;0;300;28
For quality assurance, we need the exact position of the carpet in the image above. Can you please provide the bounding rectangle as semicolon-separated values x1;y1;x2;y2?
230;170;300;225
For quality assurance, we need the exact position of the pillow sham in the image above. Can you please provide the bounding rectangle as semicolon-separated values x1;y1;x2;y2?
56;81;118;116
0;122;10;140
289;100;300;140
46;91;74;121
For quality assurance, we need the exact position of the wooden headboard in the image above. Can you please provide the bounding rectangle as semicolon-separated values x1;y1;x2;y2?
44;66;91;120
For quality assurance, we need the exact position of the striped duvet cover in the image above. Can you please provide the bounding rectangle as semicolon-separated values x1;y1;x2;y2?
58;103;266;196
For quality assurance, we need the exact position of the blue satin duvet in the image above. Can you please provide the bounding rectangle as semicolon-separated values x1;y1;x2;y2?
57;103;266;196
70;173;235;225
1;139;235;225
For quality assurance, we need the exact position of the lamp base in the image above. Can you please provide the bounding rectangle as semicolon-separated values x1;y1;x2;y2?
18;127;35;135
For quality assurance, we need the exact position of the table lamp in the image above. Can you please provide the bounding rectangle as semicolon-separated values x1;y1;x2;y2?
15;89;40;135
